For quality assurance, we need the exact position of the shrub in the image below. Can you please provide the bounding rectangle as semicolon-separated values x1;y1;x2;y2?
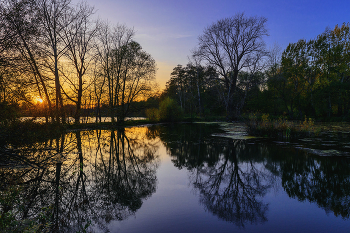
145;108;159;122
0;102;19;123
158;98;183;122
246;113;319;139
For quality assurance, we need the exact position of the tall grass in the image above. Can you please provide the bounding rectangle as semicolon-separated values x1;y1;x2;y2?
246;113;319;139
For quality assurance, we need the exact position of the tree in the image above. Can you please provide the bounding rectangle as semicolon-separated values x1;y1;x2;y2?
194;13;268;120
280;39;310;118
95;23;133;124
0;0;54;121
38;0;76;123
96;24;157;124
111;40;157;124
165;63;221;117
262;24;350;119
60;2;98;124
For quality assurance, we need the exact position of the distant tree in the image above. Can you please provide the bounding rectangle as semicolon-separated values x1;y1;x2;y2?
165;63;222;118
194;13;268;120
111;41;157;124
158;97;183;122
96;24;157;124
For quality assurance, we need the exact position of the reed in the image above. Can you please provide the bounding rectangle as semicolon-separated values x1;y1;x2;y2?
246;114;320;139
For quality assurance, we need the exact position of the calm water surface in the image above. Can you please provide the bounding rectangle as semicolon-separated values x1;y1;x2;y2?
1;123;350;232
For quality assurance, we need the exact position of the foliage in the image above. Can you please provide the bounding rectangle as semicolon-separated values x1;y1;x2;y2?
145;108;159;122
253;23;350;121
162;63;225;118
0;186;51;233
158;97;183;122
0;102;19;122
246;113;320;139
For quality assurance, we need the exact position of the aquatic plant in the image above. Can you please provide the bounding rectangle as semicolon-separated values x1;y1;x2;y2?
246;113;320;139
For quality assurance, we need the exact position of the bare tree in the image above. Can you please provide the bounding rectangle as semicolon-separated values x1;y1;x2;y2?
37;0;77;123
96;24;157;124
194;13;268;119
95;23;134;123
60;2;98;124
0;0;54;121
115;41;157;123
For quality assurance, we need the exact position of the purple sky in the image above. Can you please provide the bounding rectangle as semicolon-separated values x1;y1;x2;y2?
76;0;350;89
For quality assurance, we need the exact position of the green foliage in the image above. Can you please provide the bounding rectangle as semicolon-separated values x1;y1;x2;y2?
244;23;350;121
246;113;320;139
158;97;184;122
0;186;51;233
145;108;159;122
163;63;224;118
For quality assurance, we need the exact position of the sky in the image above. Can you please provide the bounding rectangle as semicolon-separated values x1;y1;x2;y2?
75;0;350;90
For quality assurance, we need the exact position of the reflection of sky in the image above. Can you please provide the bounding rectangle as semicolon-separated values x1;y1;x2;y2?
72;0;349;89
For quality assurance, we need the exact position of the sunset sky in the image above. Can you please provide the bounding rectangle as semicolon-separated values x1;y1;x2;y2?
76;0;350;90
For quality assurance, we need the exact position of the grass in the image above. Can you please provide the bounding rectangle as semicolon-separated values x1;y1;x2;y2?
246;113;321;140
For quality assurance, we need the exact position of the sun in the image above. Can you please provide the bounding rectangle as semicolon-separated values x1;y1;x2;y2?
34;96;44;104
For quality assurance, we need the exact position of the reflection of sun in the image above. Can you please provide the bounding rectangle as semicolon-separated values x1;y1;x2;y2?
34;96;44;104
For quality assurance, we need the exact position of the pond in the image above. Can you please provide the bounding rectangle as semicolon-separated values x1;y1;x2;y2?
1;123;350;232
20;116;147;124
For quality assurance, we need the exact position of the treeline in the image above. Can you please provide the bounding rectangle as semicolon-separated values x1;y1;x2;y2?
160;14;350;121
0;0;157;124
2;5;350;124
254;24;350;120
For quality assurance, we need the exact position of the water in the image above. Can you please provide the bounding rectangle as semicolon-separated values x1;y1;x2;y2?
20;116;147;123
1;123;350;232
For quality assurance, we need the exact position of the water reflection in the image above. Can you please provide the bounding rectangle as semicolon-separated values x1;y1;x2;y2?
1;124;350;232
0;128;159;232
275;150;350;218
152;123;350;226
152;124;273;227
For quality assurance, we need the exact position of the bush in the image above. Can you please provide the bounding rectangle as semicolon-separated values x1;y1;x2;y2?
145;108;159;122
0;102;19;123
246;113;319;139
158;98;183;122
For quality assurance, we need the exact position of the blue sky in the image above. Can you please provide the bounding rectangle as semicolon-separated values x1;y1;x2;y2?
78;0;350;89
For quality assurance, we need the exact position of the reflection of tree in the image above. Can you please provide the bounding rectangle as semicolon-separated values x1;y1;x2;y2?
150;123;226;169
91;129;159;224
193;140;270;227
0;127;159;232
154;124;273;227
274;150;350;218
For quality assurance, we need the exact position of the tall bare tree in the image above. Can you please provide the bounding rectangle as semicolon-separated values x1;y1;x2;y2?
111;40;156;124
194;13;268;119
96;24;156;124
60;2;98;124
38;0;77;123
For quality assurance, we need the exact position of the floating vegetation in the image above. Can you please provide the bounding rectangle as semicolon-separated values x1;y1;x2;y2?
211;122;260;140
